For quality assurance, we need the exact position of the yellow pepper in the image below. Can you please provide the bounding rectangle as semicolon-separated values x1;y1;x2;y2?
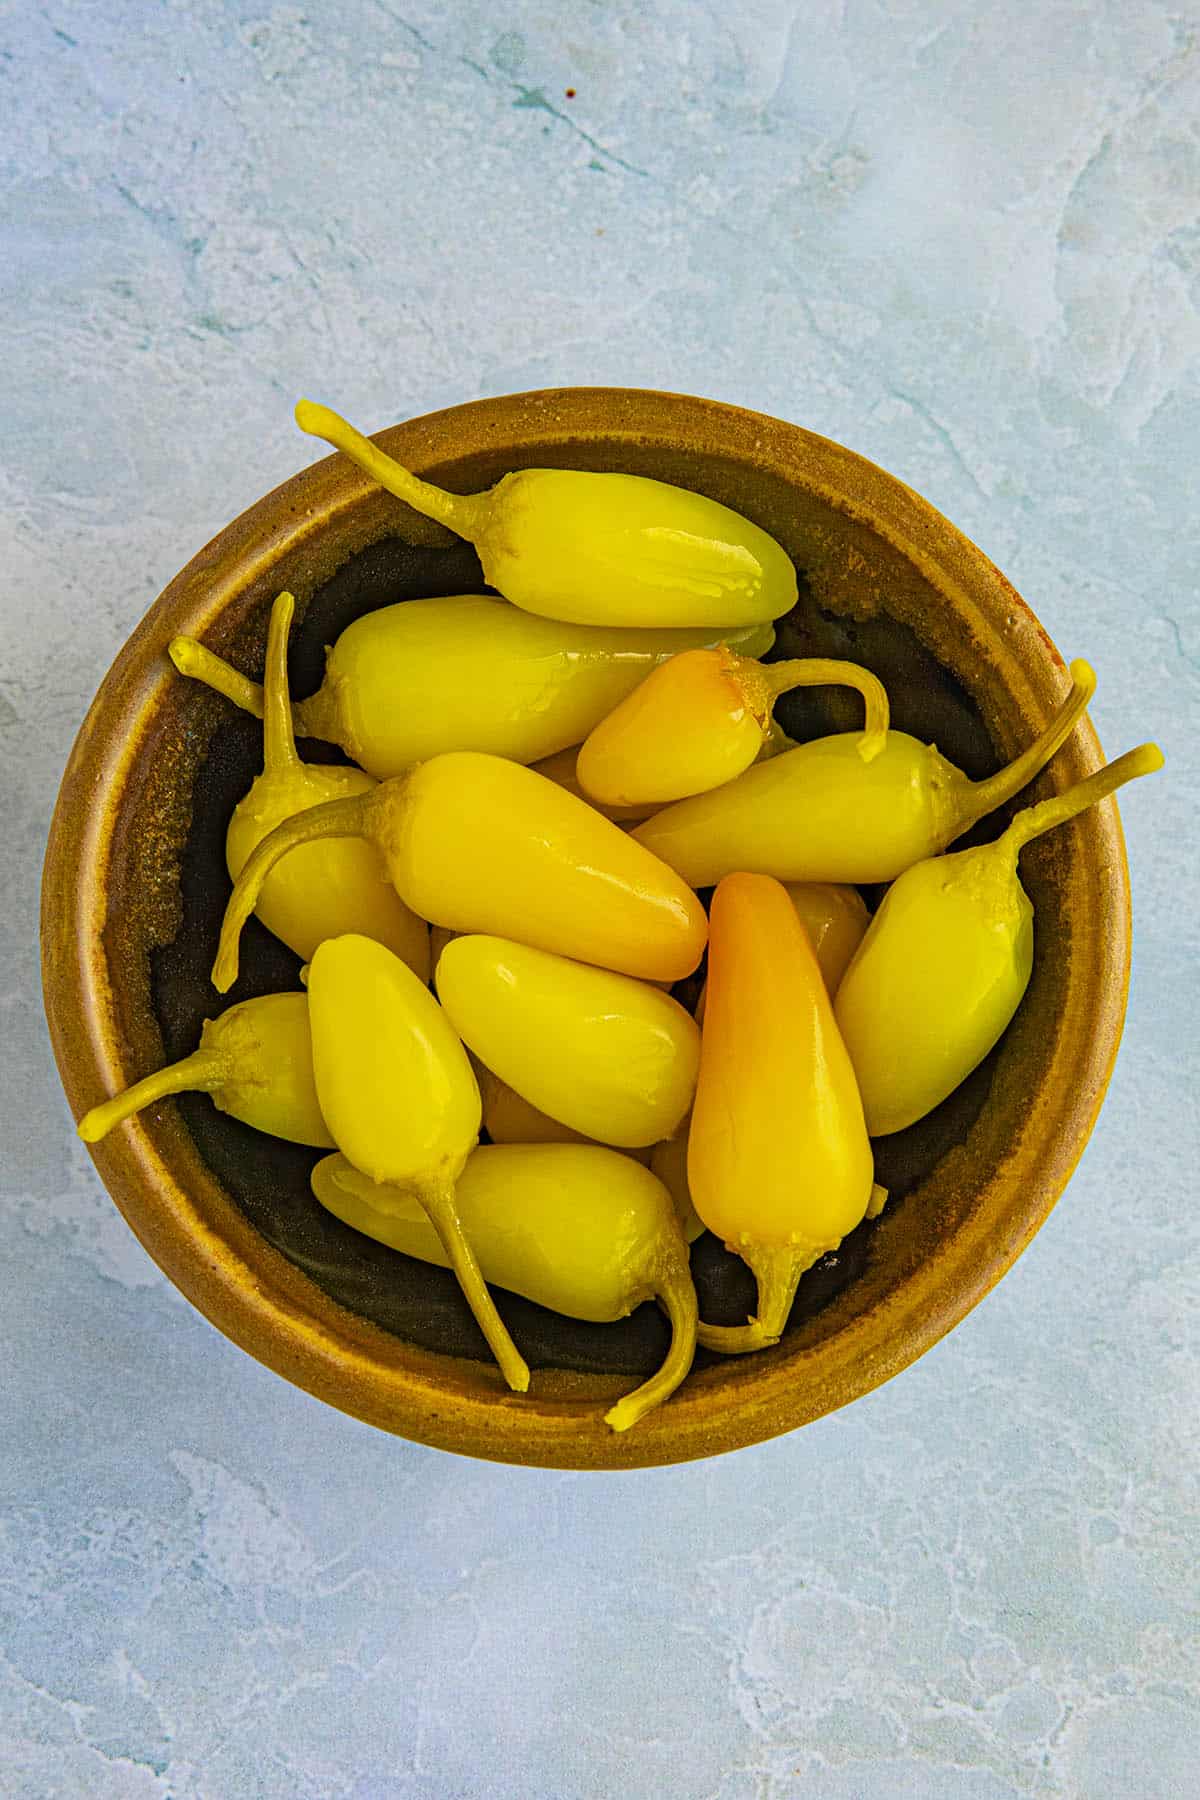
784;882;871;993
311;1144;698;1431
688;873;879;1353
649;1131;707;1244
76;991;333;1148
176;591;429;976
635;660;1097;886
477;1065;598;1147
694;880;870;1023
171;596;775;780
474;1063;650;1166
435;936;700;1149
296;400;798;629
212;752;708;994
307;934;529;1393
428;924;460;973
530;745;658;823
576;648;889;807
836;742;1163;1134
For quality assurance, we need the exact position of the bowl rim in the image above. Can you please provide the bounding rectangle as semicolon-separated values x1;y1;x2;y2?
41;384;1131;1470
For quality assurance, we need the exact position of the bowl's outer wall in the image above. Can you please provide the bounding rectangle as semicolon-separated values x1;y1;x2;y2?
42;388;1131;1470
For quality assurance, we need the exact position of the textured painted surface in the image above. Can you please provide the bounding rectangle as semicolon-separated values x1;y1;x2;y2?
2;1;1198;1794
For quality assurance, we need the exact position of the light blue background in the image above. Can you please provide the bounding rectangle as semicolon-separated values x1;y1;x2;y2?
3;3;1197;1795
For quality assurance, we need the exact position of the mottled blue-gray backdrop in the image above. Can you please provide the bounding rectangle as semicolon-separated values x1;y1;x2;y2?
2;3;1197;1795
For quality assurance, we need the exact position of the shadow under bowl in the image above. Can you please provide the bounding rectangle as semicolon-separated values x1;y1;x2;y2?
41;387;1129;1470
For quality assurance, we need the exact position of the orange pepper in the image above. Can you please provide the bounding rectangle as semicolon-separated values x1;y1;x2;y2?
688;872;880;1352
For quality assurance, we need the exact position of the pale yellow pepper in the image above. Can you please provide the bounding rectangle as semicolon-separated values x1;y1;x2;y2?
649;1132;707;1244
171;595;775;779
307;934;528;1393
530;745;658;823
312;1144;699;1431
296;400;798;629
428;924;460;972
76;992;332;1148
635;661;1097;886
177;590;429;976
836;743;1163;1134
476;1063;652;1165
785;882;871;993
213;752;708;993
436;936;700;1149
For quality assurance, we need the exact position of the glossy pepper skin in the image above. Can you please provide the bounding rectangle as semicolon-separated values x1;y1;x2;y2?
212;752;708;994
475;1063;651;1166
577;648;889;808
296;401;798;630
785;883;871;993
695;880;870;1023
635;661;1097;887
689;873;879;1354
76;991;333;1148
649;1131;707;1244
836;742;1164;1135
173;591;429;977
172;596;775;780
436;936;701;1149
530;745;658;823
478;1067;597;1147
312;1144;699;1432
307;935;529;1393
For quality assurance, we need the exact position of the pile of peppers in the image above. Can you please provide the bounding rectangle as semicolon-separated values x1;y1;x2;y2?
78;401;1163;1432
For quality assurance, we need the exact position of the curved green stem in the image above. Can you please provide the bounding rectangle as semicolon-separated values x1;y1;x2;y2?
758;657;891;763
696;1319;779;1354
211;792;373;992
170;636;265;719
696;1239;819;1355
1001;742;1164;859
959;658;1097;832
418;1179;530;1393
77;1049;224;1143
295;400;485;539
605;1245;699;1432
262;592;301;775
170;632;338;751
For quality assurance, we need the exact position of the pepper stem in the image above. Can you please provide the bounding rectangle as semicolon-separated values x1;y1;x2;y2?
211;792;373;992
77;1049;225;1143
696;1239;821;1355
169;636;265;719
865;1182;889;1219
756;657;891;763
958;659;1097;832
1001;743;1164;859
295;400;484;539
418;1179;531;1394
262;592;301;775
605;1244;699;1432
170;633;338;750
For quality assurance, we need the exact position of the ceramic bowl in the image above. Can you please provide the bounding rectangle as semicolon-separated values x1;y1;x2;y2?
41;387;1130;1469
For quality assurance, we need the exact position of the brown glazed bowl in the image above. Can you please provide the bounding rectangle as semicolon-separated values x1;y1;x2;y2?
41;388;1130;1470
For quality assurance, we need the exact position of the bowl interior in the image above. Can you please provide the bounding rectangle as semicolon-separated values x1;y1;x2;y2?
49;390;1126;1466
147;531;1011;1381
